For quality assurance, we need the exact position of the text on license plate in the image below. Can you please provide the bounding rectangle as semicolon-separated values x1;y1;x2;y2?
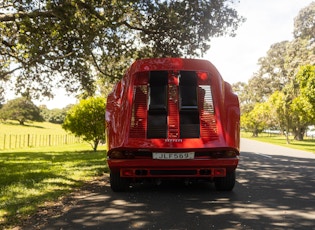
153;152;194;160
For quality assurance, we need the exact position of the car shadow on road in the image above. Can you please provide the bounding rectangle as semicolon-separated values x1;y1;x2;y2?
23;151;315;230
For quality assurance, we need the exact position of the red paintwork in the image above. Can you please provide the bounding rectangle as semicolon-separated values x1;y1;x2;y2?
106;58;240;178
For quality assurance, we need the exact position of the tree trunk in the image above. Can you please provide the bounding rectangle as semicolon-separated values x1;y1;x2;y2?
252;131;258;137
284;128;290;144
93;139;99;152
252;127;259;137
294;126;305;141
285;133;290;144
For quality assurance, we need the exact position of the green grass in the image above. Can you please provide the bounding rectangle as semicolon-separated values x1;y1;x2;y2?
0;121;108;228
0;121;79;150
0;120;68;135
241;132;315;153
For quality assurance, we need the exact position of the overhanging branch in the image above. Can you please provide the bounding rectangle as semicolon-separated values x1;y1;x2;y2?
0;65;23;80
91;52;106;76
0;10;55;22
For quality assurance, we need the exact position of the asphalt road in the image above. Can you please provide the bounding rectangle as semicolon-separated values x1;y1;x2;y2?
24;138;315;230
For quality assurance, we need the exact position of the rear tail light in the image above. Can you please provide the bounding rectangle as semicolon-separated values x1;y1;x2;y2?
109;150;125;159
108;151;135;159
224;150;238;158
210;151;238;158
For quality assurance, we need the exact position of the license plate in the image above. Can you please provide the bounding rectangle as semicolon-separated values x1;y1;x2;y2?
153;152;194;160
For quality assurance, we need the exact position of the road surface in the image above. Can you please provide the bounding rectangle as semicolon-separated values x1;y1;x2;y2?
24;138;315;230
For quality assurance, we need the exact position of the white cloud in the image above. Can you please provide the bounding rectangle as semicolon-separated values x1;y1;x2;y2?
205;0;314;84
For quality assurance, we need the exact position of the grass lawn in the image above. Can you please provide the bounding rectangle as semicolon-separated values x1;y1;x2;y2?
0;120;68;135
0;121;78;150
241;132;315;153
0;121;108;228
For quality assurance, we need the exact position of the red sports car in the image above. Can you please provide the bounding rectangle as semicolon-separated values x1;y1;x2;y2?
106;58;240;192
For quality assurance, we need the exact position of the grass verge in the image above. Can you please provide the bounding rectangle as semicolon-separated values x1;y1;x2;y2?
241;132;315;153
0;143;108;229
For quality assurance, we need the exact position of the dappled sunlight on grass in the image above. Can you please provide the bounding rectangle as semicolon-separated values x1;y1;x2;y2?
0;143;107;228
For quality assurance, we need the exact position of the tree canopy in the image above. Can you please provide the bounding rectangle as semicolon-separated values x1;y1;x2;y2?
62;97;105;151
0;0;244;99
294;1;315;40
240;102;270;137
0;97;44;125
40;105;72;124
297;65;315;106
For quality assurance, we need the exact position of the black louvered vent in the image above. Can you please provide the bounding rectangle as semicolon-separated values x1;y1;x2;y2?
147;71;168;138
179;71;200;138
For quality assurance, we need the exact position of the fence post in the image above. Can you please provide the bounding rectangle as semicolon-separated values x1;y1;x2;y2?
3;134;6;150
27;134;30;147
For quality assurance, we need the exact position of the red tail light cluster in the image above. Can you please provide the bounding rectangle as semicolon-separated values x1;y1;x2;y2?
108;151;135;159
208;151;238;158
108;150;125;159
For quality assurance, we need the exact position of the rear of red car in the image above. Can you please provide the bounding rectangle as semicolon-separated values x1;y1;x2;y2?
106;58;240;191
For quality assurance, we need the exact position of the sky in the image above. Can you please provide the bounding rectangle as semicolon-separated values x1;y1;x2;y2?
35;0;314;108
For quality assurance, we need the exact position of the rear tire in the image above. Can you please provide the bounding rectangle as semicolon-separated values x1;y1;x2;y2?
214;170;236;191
110;171;130;192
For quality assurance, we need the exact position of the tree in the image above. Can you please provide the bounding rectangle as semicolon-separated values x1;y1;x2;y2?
232;81;253;114
297;65;315;106
0;0;245;99
294;2;315;41
240;102;270;137
40;105;70;124
259;66;315;142
290;96;314;140
232;72;275;114
296;65;315;125
62;97;105;151
256;41;290;93
0;97;44;125
255;39;313;96
267;91;293;144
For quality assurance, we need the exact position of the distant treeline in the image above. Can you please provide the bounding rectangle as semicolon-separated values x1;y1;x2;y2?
39;105;72;124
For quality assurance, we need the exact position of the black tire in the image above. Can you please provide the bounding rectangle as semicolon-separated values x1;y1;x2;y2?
214;170;236;191
110;172;130;192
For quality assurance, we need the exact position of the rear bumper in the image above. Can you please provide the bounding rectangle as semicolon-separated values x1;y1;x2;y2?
108;158;239;178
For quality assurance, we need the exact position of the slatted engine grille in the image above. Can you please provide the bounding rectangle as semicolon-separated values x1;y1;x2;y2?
130;85;147;138
199;85;218;139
